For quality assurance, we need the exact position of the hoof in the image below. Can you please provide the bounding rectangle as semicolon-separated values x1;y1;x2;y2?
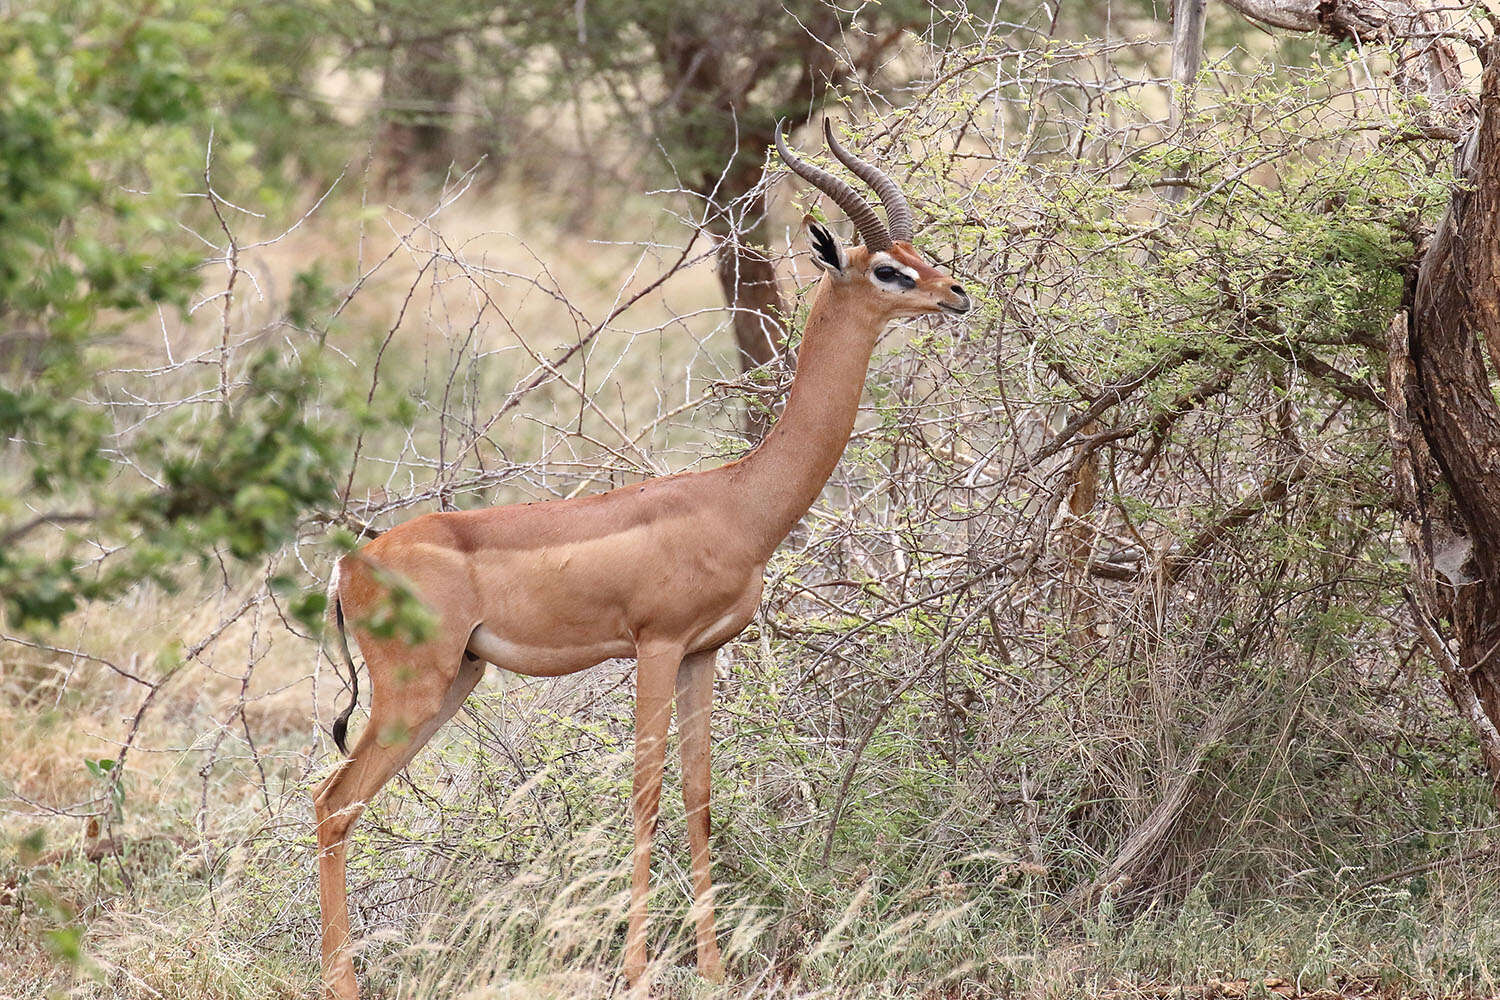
623;963;648;996
322;960;358;1000
697;943;726;983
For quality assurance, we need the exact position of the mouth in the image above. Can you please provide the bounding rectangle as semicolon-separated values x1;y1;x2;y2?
939;301;970;315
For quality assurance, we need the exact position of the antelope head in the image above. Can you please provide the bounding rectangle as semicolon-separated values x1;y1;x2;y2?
777;119;970;320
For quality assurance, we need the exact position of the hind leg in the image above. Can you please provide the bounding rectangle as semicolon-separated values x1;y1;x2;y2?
314;654;484;1000
676;648;724;981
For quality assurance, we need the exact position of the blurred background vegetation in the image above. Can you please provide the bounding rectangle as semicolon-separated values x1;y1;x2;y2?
4;0;1500;997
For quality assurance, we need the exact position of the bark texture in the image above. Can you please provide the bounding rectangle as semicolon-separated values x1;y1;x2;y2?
376;37;464;191
1214;0;1500;793
1404;45;1500;793
1169;0;1207;136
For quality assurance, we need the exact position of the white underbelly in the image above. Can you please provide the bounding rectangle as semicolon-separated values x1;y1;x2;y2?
466;624;635;677
690;608;749;651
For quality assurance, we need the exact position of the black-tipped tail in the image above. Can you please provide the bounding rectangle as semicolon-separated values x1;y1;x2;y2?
329;583;358;756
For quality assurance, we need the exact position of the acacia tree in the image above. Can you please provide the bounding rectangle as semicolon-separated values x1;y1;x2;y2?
1208;0;1500;795
331;0;940;435
551;1;928;419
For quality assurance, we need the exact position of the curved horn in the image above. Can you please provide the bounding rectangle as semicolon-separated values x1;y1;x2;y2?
776;120;891;252
823;119;914;244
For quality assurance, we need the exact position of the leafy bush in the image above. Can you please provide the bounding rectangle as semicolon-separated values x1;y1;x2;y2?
0;2;347;627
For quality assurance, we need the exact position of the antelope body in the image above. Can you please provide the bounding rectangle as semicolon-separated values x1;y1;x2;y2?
313;120;969;999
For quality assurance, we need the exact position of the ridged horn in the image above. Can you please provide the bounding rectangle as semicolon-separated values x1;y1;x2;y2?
823;119;914;244
775;120;892;252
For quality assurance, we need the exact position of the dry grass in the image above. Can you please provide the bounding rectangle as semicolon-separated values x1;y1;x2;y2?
0;165;744;998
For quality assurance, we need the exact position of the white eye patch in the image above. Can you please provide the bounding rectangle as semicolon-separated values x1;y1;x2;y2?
869;255;919;289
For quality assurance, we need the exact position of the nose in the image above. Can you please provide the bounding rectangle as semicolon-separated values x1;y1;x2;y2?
941;283;970;314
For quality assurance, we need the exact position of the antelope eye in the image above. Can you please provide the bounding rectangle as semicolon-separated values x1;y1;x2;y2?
873;264;913;287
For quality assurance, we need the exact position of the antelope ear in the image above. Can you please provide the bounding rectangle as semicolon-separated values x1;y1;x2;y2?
806;219;847;277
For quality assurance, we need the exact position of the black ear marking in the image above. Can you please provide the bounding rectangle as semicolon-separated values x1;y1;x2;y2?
808;221;842;271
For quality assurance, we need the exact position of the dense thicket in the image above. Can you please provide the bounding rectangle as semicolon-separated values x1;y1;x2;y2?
0;3;352;628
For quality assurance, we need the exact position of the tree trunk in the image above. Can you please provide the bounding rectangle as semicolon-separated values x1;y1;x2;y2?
1170;0;1207;127
1402;43;1500;796
711;188;789;440
1212;0;1500;796
647;10;851;441
1164;0;1207;204
377;36;463;191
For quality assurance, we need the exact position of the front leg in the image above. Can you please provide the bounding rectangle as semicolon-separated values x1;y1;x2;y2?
676;647;725;982
624;640;682;991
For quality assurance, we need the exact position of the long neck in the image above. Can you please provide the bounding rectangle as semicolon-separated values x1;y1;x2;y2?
731;280;885;555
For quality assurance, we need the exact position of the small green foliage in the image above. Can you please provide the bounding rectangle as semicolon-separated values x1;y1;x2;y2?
82;758;124;821
292;590;330;632
356;566;441;646
378;720;414;747
1;352;345;627
289;265;336;333
0;2;357;630
43;923;85;966
19;827;46;863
